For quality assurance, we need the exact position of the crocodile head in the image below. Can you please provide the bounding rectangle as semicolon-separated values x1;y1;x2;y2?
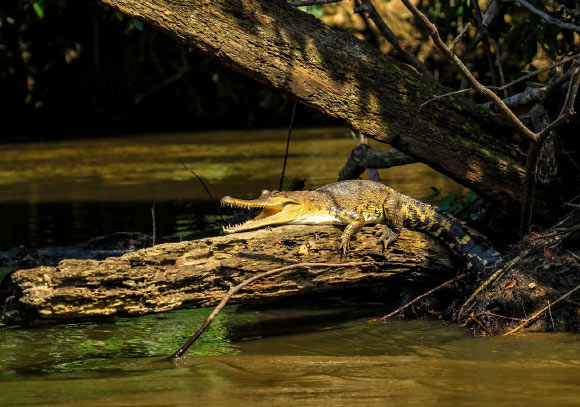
220;189;307;233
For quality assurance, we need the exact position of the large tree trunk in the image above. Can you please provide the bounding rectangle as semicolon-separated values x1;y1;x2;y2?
3;225;455;323
98;0;567;217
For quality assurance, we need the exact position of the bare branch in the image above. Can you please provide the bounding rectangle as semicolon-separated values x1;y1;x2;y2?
339;143;417;181
509;0;580;33
500;52;580;92
537;66;580;143
399;0;538;142
481;86;545;109
449;22;471;52
420;88;472;107
355;0;434;79
168;261;365;359
493;39;507;98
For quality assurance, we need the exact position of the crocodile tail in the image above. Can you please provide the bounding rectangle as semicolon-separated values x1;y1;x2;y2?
401;198;503;276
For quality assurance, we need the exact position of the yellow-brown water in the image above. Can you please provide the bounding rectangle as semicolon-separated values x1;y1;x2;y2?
2;128;579;406
0;127;465;249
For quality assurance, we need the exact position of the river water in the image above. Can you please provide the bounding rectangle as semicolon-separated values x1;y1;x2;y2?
1;128;579;406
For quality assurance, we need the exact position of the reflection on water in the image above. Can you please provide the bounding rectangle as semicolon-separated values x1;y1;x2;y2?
1;306;579;407
0;128;467;249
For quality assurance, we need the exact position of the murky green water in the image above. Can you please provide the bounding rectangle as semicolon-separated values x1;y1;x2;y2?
1;307;580;407
2;128;579;406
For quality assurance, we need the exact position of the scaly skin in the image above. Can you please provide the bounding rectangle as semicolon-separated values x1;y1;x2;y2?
221;180;503;276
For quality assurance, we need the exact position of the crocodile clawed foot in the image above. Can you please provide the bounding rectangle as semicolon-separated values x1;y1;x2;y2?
374;224;398;252
338;240;351;260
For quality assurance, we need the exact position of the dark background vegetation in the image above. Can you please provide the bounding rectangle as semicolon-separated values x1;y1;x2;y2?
1;0;578;141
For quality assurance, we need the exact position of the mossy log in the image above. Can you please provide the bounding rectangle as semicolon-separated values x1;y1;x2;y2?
3;225;456;323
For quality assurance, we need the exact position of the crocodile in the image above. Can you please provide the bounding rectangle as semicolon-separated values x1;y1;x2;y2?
220;180;503;276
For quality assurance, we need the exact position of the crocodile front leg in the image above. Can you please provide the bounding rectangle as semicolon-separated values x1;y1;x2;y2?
335;207;366;258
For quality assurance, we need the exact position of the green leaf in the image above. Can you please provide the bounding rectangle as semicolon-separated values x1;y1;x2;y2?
132;19;144;31
32;2;45;20
439;195;455;210
114;11;125;22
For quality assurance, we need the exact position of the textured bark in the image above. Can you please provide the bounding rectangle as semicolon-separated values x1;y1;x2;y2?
98;0;564;217
5;225;455;322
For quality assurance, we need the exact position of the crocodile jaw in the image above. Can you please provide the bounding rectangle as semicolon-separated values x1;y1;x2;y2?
220;194;302;233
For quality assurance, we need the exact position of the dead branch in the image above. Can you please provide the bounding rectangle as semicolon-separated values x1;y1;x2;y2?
400;0;538;142
379;273;466;321
169;261;365;359
503;283;580;335
510;0;580;34
355;0;433;79
338;143;417;181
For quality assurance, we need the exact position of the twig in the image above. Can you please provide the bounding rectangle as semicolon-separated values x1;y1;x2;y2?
537;65;580;143
509;0;580;33
399;0;537;142
493;39;507;98
1;296;15;320
380;274;466;320
466;312;492;335
279;100;297;191
167;261;366;359
151;204;156;246
474;0;500;87
423;53;580;107
420;88;472;107
355;1;433;79
182;163;215;202
290;0;344;6
503;283;580;335
501;52;580;93
449;23;471;53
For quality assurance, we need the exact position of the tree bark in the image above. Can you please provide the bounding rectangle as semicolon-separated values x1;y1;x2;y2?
98;0;566;217
4;225;455;323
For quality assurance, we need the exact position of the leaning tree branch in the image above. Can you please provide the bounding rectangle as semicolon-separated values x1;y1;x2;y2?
509;0;580;34
355;0;434;79
339;143;417;181
399;0;538;143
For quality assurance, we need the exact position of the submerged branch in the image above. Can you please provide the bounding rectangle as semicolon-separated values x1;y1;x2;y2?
169;261;365;359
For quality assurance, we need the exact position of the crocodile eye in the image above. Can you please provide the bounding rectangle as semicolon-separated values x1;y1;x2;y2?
272;191;280;197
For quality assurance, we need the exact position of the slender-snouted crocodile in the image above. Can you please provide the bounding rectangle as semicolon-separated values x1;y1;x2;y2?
220;180;503;277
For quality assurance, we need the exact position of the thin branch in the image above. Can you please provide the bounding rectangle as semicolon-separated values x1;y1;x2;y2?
474;0;500;86
279;100;298;190
380;274;466;320
400;0;538;142
424;53;580;106
509;0;580;33
182;163;215;202
493;39;507;98
500;52;580;92
355;0;434;79
537;66;580;143
290;0;344;6
420;88;472;107
168;261;366;359
449;22;472;53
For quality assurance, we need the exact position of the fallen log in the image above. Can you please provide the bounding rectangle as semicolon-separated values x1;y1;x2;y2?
2;225;456;323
